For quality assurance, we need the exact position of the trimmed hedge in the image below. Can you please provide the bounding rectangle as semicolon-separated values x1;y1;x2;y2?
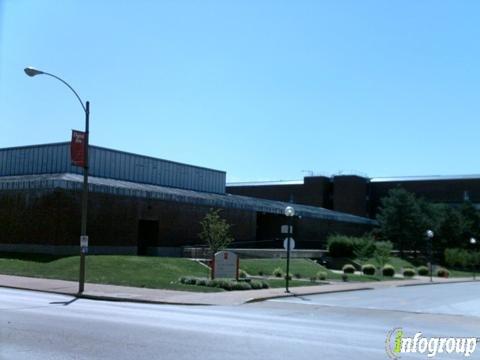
179;276;269;291
417;266;429;276
342;264;355;274
362;264;376;276
273;267;283;278
317;271;327;281
436;268;450;278
382;264;395;277
403;268;416;277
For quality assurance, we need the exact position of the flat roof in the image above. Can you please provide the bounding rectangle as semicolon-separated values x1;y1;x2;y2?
0;173;376;225
370;174;480;183
227;180;304;187
229;174;480;186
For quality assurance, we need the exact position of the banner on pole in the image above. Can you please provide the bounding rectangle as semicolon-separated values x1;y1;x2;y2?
71;130;86;167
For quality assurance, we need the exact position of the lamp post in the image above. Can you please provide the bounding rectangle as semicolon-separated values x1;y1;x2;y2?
24;66;89;294
284;206;295;293
470;237;477;281
426;230;434;282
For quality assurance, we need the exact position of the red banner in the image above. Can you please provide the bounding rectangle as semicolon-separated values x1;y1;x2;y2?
71;130;87;167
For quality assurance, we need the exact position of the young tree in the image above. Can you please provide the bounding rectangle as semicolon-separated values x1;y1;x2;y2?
374;241;393;276
198;209;233;255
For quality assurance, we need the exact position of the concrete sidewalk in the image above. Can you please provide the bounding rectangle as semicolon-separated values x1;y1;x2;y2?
0;274;475;306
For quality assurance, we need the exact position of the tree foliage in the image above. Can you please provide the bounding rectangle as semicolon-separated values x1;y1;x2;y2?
199;209;233;255
377;188;480;255
376;188;427;255
373;241;393;271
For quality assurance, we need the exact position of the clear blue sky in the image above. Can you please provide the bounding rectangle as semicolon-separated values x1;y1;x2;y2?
1;1;479;182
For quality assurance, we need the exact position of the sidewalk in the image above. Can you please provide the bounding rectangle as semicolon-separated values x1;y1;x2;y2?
0;274;475;306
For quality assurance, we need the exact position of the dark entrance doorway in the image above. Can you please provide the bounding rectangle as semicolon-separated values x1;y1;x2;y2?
137;220;159;255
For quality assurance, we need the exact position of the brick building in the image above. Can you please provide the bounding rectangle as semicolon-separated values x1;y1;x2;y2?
227;174;480;219
0;143;375;255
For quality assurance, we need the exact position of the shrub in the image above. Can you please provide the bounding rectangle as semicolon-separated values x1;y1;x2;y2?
341;274;348;282
195;278;208;286
294;273;302;279
310;276;317;282
258;271;265;276
261;281;270;289
417;266;429;276
238;269;247;278
382;264;395;277
342;264;355;274
327;235;377;258
353;236;377;260
437;268;450;278
403;268;416;277
362;264;376;276
444;248;480;269
250;280;263;289
327;235;354;258
211;279;232;290
231;282;251;290
284;274;293;281
316;271;327;281
273;267;283;278
179;276;198;285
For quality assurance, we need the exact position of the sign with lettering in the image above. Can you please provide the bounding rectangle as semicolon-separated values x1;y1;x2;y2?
71;130;87;167
213;251;239;279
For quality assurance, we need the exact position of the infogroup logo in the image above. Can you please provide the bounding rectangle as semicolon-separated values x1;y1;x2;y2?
385;328;478;359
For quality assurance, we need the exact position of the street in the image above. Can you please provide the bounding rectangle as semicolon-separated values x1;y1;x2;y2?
1;283;480;360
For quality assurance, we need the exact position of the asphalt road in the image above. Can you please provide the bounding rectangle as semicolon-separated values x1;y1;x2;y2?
1;283;480;360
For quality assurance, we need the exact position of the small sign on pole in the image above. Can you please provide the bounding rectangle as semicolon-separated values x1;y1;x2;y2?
71;130;87;167
80;235;89;254
283;238;295;251
281;225;293;234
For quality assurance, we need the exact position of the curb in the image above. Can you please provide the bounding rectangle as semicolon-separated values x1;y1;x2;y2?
0;284;212;307
398;279;476;287
244;287;374;304
76;293;212;306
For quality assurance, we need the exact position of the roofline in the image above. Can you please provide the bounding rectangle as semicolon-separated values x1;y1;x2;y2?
370;174;480;183
227;180;304;187
0;142;225;175
0;173;376;225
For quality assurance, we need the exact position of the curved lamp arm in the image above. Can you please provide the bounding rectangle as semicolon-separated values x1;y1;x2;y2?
24;67;87;113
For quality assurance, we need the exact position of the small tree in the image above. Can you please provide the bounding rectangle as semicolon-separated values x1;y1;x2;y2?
374;241;393;277
199;209;233;256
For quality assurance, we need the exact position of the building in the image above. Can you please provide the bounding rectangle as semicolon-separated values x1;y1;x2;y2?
227;174;480;219
0;143;375;255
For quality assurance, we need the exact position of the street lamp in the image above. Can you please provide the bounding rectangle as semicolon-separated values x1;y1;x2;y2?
470;237;477;281
24;66;90;294
426;230;434;282
284;206;295;293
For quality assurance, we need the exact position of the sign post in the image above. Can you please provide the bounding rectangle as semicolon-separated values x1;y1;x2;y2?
284;206;295;293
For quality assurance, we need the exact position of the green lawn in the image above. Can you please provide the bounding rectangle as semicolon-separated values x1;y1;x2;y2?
0;253;221;292
240;258;387;282
0;253;406;292
447;269;475;278
356;256;416;273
